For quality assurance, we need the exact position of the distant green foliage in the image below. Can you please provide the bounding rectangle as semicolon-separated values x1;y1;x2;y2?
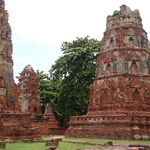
113;11;120;16
121;15;126;19
121;15;130;19
36;70;60;114
142;28;146;32
134;16;142;21
122;26;129;29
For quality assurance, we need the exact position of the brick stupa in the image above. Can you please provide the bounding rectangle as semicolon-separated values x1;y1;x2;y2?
18;65;41;115
65;5;150;140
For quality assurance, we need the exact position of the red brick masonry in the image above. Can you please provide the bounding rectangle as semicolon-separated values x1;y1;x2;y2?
65;5;150;140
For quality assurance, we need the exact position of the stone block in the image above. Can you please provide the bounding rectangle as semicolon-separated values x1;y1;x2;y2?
45;139;59;147
134;134;142;140
103;141;113;146
142;135;150;140
0;142;6;149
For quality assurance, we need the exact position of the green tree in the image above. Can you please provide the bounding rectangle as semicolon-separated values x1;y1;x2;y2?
36;70;60;114
50;36;100;125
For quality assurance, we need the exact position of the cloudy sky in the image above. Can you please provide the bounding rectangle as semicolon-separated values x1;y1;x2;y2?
4;0;150;82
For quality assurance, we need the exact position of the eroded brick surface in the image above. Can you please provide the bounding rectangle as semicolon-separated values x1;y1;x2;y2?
0;0;17;112
65;5;150;140
18;65;41;114
0;0;66;140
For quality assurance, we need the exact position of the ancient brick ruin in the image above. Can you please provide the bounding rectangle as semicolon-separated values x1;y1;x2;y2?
18;65;61;136
65;5;150;140
38;104;64;135
0;0;18;113
18;65;41;115
0;0;42;140
0;0;66;141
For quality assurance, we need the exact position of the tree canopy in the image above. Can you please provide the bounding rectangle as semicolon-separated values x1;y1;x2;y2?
48;36;100;124
36;36;100;125
36;70;60;114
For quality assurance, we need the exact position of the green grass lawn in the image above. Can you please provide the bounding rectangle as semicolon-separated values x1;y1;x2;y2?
0;136;149;150
1;141;98;150
2;142;47;150
64;137;150;145
58;142;99;150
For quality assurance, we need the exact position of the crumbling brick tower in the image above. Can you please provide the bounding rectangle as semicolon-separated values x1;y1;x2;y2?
18;65;41;115
0;1;41;140
0;0;19;112
65;5;150;140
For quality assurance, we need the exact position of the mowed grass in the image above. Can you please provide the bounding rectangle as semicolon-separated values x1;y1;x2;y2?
0;141;98;150
64;137;150;145
1;142;47;150
0;136;150;150
58;142;99;150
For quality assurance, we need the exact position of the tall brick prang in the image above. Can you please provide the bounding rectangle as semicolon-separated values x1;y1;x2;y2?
18;65;41;115
0;0;67;140
65;5;150;140
0;1;41;140
0;0;17;112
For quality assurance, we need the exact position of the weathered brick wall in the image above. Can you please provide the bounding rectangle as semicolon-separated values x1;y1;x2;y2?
0;117;4;140
31;104;67;135
65;5;150;140
2;113;41;140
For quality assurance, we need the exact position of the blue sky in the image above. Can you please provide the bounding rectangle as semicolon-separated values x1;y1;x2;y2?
12;35;62;77
4;0;150;82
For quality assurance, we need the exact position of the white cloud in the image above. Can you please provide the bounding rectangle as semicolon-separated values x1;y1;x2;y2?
4;0;150;83
5;0;150;45
13;55;36;63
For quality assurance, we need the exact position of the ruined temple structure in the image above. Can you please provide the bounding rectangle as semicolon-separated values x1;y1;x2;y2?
0;0;20;113
18;65;41;115
0;0;42;140
0;0;66;141
18;65;61;135
43;104;58;126
65;5;150;140
39;104;63;135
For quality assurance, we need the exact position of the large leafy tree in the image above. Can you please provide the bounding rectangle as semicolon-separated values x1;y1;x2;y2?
49;36;100;124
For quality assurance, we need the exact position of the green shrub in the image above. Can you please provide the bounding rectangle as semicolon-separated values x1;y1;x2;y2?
113;11;120;16
135;16;142;21
122;26;129;29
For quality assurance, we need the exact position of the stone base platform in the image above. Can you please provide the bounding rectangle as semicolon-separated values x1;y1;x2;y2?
65;111;150;140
